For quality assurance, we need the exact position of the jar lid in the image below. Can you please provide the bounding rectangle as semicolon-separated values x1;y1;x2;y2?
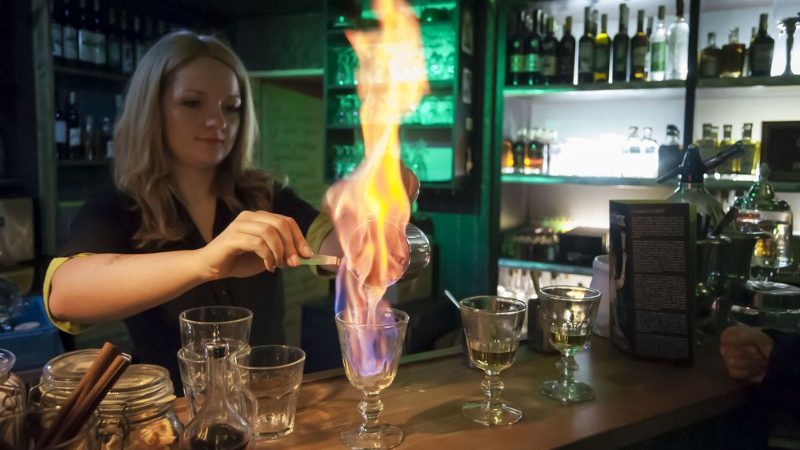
744;280;800;310
0;349;15;383
41;350;174;417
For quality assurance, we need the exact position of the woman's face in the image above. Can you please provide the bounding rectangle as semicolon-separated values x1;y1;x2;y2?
162;56;242;171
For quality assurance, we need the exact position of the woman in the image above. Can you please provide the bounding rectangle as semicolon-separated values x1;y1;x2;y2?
44;31;410;383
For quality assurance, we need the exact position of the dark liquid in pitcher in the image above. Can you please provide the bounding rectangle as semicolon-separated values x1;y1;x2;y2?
185;424;249;450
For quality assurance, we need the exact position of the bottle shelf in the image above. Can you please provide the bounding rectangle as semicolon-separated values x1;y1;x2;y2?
327;124;453;130
498;258;594;276
54;65;128;84
327;79;455;91
501;173;800;192
697;75;800;89
504;80;686;97
58;159;112;167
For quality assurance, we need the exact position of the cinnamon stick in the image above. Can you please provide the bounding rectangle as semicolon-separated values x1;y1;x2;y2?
54;354;131;446
35;342;121;449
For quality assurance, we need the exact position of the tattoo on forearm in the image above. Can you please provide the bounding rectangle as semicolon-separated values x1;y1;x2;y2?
106;254;130;265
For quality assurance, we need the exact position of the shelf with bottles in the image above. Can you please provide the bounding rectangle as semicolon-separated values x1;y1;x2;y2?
698;2;800;81
327;91;456;127
55;89;119;164
503;1;691;93
498;258;594;277
697;75;800;89
503;79;685;100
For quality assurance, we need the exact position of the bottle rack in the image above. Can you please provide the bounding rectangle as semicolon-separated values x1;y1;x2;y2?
323;0;479;189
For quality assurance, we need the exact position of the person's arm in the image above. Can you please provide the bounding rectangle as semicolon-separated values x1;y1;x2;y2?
49;250;211;322
49;209;312;325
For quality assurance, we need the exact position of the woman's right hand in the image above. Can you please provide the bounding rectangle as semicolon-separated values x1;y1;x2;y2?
720;325;774;383
196;210;313;280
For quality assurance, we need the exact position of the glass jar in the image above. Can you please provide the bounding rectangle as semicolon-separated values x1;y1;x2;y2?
37;349;181;449
0;349;25;418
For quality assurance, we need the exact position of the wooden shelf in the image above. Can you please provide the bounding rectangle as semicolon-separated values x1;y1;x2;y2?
697;75;800;89
54;65;128;83
504;80;686;97
500;173;800;192
498;258;594;276
58;159;112;167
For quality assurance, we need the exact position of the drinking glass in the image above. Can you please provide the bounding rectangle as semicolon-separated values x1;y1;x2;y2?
231;345;306;441
335;308;409;450
538;286;602;404
178;305;252;350
459;296;527;426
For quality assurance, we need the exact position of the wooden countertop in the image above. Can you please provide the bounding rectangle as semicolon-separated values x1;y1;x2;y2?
176;337;752;449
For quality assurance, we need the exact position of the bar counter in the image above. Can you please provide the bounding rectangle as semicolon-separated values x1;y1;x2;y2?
175;337;753;449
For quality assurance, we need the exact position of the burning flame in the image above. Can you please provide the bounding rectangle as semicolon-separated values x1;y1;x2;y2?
326;0;428;381
327;0;429;326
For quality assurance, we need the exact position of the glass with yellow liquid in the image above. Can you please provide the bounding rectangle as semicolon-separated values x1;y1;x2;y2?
459;296;527;426
539;286;601;404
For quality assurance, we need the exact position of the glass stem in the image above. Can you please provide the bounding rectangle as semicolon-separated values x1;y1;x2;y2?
358;392;383;434
481;371;504;410
557;354;578;389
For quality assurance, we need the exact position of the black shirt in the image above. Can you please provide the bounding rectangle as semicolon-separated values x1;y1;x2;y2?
60;184;320;389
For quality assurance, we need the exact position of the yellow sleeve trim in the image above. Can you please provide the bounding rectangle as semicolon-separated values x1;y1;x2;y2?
305;213;336;278
43;254;95;335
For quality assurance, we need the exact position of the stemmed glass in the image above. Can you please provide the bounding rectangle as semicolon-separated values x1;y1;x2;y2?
459;296;527;426
538;286;602;404
335;308;410;449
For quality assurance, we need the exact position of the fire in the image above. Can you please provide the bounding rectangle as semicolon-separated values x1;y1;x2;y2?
326;0;429;327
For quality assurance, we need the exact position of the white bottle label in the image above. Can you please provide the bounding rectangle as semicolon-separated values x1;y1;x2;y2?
578;41;593;73
52;23;63;57
55;120;67;144
68;127;81;147
63;26;78;60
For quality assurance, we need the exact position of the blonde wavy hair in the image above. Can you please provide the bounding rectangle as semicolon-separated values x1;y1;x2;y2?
113;31;271;249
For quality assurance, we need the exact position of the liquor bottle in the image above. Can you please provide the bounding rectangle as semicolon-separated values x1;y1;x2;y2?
76;0;93;66
120;10;134;74
645;15;654;78
106;7;121;72
622;126;641;177
657;124;681;178
741;123;759;175
577;7;594;84
507;11;525;86
92;0;106;68
720;28;745;78
55;93;67;160
695;123;717;163
720;124;736;173
667;0;689;80
556;16;575;84
527;128;544;174
82;115;95;160
641;126;659;178
699;32;722;78
501;139;515;173
524;11;542;85
612;3;630;83
62;0;78;64
134;15;146;66
51;0;64;60
593;14;610;82
630;10;648;81
541;17;558;84
67;91;82;160
749;14;774;77
101;116;113;159
513;128;527;173
649;5;667;81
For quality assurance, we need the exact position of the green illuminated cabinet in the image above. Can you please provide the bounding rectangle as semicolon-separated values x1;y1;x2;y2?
323;0;478;186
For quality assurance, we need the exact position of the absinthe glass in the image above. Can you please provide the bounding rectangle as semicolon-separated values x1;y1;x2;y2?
336;308;409;450
459;296;527;427
539;286;601;404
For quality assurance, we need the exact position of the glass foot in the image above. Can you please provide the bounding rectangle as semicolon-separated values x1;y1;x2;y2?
540;379;595;404
461;400;522;426
339;423;403;449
